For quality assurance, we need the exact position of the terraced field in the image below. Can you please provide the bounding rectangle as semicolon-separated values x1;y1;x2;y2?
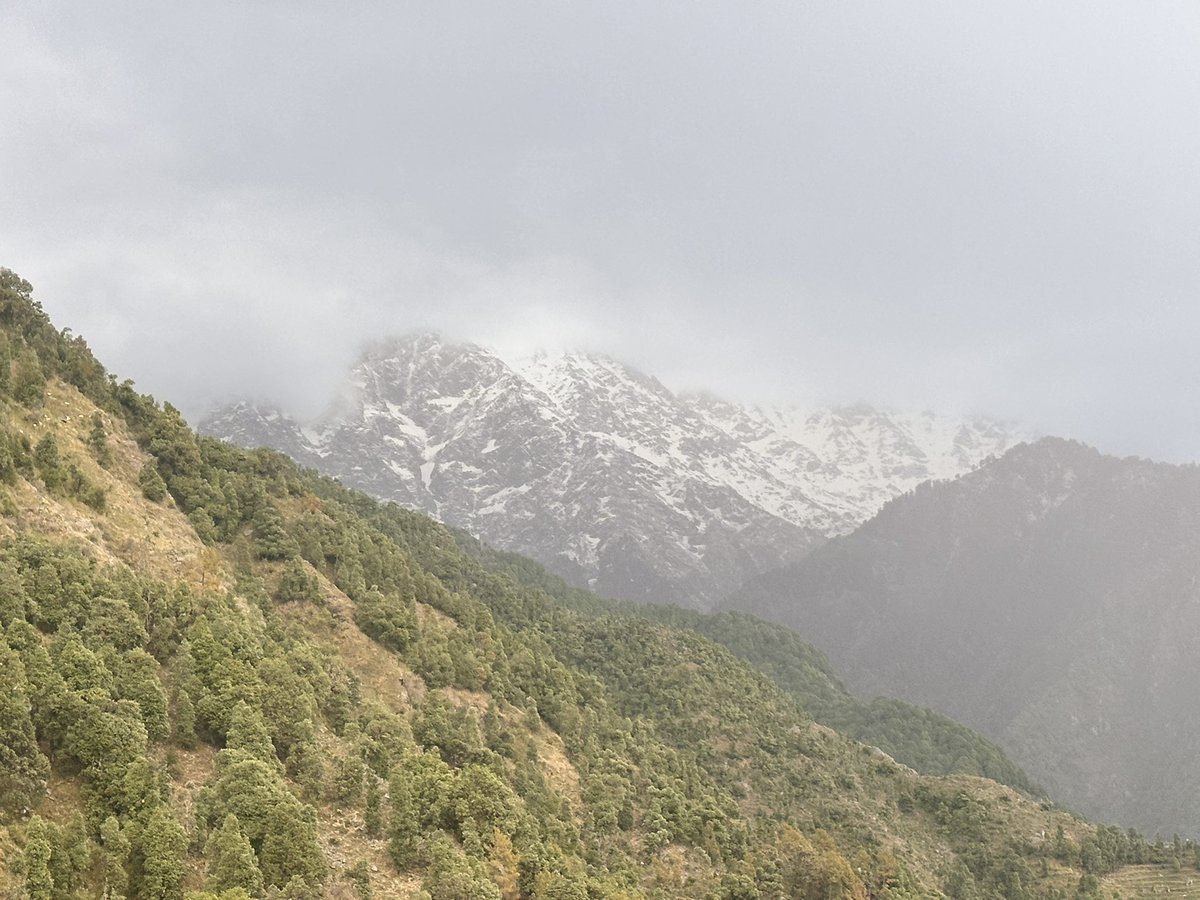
1106;865;1200;898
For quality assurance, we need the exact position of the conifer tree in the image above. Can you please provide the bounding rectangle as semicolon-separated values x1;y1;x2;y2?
12;348;46;405
33;433;64;492
226;700;276;763
253;502;299;561
330;752;365;806
0;434;17;485
364;776;383;837
284;738;325;801
99;815;131;899
147;403;202;485
420;833;501;900
258;809;325;890
388;765;421;869
137;804;187;900
54;632;114;697
173;686;197;748
139;461;168;503
0;633;50;813
347;859;373;900
0;338;10;397
257;655;317;758
353;589;415;651
22;816;55;900
198;755;282;849
204;814;264;896
275;558;320;603
87;412;112;467
126;660;170;743
0;560;29;626
51;813;90;896
189;507;219;544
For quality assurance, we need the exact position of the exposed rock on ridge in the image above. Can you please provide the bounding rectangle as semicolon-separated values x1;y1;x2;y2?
203;333;1022;607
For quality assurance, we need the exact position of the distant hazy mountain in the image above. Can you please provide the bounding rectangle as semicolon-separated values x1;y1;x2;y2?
202;333;1021;607
729;437;1200;835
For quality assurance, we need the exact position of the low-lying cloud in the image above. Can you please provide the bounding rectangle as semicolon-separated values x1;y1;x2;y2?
2;2;1198;459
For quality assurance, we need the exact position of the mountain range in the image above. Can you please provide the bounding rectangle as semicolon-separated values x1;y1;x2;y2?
203;333;1023;608
205;331;1200;839
731;437;1200;836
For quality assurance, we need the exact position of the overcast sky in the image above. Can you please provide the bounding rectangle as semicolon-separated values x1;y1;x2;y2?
2;2;1199;460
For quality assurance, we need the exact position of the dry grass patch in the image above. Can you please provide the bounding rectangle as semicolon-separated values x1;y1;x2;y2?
2;381;229;591
440;685;490;714
529;725;582;806
38;768;84;826
317;803;423;899
161;743;217;830
416;601;457;630
275;569;426;713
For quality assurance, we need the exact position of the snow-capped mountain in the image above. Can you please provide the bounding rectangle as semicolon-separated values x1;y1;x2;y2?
201;333;1024;608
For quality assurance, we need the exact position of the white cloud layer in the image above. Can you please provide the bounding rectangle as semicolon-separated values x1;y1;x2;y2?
2;2;1198;458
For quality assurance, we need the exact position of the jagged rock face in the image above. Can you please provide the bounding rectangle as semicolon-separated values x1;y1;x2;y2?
202;333;1021;608
729;437;1200;835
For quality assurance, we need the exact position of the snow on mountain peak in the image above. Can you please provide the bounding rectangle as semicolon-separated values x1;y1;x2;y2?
202;335;1026;608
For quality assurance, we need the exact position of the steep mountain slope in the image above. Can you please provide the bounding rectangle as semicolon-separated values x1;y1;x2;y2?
730;437;1200;836
203;334;1022;608
2;267;1183;899
453;536;1044;797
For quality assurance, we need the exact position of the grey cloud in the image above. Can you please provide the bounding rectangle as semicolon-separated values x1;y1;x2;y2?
1;1;1198;458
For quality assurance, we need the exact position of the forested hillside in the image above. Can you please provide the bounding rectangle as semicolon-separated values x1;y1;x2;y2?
451;538;1042;796
0;268;1191;899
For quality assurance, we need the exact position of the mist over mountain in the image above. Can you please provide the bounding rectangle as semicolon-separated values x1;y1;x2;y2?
729;437;1200;836
203;333;1023;608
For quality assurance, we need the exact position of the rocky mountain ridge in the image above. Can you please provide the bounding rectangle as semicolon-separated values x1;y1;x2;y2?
203;332;1024;607
729;437;1200;835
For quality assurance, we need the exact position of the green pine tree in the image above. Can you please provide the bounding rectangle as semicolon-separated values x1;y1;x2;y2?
12;348;46;406
33;433;64;492
275;558;320;603
87;412;112;467
139;461;168;503
253;503;298;561
137;804;187;900
99;815;131;899
0;633;50;813
258;808;325;890
226;701;276;763
204;814;264;896
173;686;198;748
21;816;55;900
388;765;421;869
364;776;383;837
